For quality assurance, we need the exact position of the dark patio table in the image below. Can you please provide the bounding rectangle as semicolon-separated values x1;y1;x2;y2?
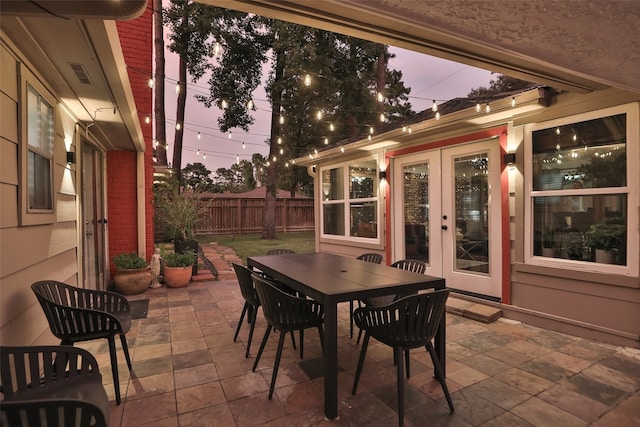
247;252;446;421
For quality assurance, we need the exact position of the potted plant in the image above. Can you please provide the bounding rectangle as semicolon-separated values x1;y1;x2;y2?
113;252;151;295
562;232;584;260
155;177;211;276
162;249;198;288
542;226;556;257
586;219;625;264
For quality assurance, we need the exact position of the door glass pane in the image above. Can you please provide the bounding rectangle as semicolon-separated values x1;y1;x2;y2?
454;153;489;273
403;162;429;263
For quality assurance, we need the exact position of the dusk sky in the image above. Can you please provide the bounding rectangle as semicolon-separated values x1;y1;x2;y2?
162;39;496;173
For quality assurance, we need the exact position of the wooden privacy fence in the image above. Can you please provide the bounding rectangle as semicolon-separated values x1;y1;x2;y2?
194;197;314;235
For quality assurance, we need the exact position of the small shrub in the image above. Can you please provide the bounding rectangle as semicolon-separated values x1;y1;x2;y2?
114;253;148;270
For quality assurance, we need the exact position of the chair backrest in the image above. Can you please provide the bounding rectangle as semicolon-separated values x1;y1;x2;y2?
356;253;383;264
357;290;450;348
0;345;108;427
232;263;260;306
265;248;296;255
252;274;322;329
390;259;427;274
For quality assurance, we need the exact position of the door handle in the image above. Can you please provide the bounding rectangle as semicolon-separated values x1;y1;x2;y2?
441;225;448;230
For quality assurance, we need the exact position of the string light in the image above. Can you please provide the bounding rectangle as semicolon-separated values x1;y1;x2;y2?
279;115;284;124
148;78;154;88
279;148;284;154
196;149;200;156
277;137;282;144
340;146;345;153
369;126;374;134
408;126;412;134
303;74;311;86
316;111;323;120
242;142;246;149
329;123;335;131
435;112;440;120
368;135;372;141
511;97;516;107
485;103;491;113
476;103;481;112
236;154;239;164
203;153;207;159
379;113;385;122
221;100;228;109
175;123;181;131
175;83;181;94
145;116;150;124
377;92;384;102
213;42;222;57
432;100;438;112
324;137;329;145
272;156;277;162
197;132;201;140
247;100;254;109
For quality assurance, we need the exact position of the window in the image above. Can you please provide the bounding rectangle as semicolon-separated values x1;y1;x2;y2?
320;158;380;240
26;83;54;211
526;105;638;273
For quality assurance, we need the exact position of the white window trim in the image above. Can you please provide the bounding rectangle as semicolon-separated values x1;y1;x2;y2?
319;156;381;243
523;103;639;276
19;65;57;226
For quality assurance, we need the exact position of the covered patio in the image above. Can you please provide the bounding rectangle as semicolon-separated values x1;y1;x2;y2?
79;276;639;426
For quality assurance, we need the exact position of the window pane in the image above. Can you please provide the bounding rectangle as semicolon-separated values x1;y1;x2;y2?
532;114;626;190
351;201;377;238
323;204;344;235
403;162;429;263
533;194;626;265
321;167;343;200
349;160;376;199
28;150;53;210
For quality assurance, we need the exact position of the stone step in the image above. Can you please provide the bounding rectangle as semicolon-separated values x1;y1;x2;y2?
446;296;501;323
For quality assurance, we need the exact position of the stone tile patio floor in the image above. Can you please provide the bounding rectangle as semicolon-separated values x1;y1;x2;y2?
79;245;640;426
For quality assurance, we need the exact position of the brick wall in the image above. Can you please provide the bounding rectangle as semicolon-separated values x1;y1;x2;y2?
107;1;154;276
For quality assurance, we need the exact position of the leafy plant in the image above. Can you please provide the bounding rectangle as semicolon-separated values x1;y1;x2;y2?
563;232;584;260
155;176;212;242
163;249;198;268
113;253;148;270
586;219;625;252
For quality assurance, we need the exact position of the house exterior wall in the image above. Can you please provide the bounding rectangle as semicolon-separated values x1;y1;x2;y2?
107;5;155;277
310;88;639;347
0;40;79;346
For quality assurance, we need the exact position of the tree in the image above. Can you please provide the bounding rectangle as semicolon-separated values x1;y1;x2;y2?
153;0;167;165
166;8;413;238
467;74;533;98
182;162;215;192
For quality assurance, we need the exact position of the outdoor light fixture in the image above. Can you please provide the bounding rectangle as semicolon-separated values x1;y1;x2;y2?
378;170;387;180
66;151;76;164
503;153;516;164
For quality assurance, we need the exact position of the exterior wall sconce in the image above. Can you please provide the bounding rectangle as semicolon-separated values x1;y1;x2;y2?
66;151;76;164
503;153;516;165
378;170;387;180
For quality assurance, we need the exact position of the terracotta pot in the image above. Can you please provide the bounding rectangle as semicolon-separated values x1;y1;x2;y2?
164;266;192;288
114;267;151;295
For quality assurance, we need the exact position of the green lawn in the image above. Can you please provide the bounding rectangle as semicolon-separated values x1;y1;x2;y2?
198;231;315;261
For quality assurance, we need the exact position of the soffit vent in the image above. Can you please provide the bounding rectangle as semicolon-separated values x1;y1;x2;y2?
69;63;92;85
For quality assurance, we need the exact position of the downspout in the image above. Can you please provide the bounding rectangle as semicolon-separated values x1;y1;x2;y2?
137;151;147;259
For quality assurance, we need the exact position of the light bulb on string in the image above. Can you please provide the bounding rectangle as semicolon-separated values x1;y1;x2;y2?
236;154;239;164
196;149;200;156
369;126;374;134
435;112;440;120
379;113;385;122
340;146;345;153
242;142;246;149
308;154;313;159
277;137;282;144
213;42;222;57
408;127;412;134
279;148;284;155
485;103;491;113
221;100;228;109
303;74;311;86
402;126;407;132
175;123;181;131
476;103;481;112
316;111;323;120
511;97;516;107
247;100;254;109
197;132;201;140
329;123;335;131
368;135;372;141
377;92;384;102
279;115;284;124
314;149;318;155
285;162;289;168
203;153;207;160
148;78;154;88
228;131;232;139
272;156;277;162
175;83;180;94
145;115;150;124
324;137;329;145
432;100;438;112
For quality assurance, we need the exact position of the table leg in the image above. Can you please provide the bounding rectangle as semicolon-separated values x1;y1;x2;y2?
323;301;339;420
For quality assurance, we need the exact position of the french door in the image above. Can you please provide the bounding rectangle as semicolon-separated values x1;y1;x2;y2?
392;139;502;299
81;142;107;291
